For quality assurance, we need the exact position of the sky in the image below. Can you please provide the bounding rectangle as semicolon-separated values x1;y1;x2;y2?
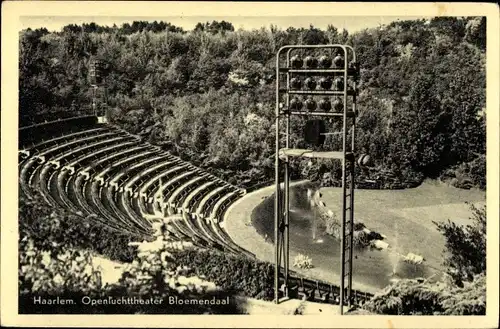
20;15;431;33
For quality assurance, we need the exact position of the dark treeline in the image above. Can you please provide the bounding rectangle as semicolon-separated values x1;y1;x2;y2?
19;17;486;189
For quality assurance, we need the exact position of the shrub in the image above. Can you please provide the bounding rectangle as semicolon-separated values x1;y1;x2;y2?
439;273;486;315
363;273;486;315
364;278;444;315
171;248;275;300
440;155;486;190
19;192;141;262
293;254;314;269
433;203;486;286
19;237;102;295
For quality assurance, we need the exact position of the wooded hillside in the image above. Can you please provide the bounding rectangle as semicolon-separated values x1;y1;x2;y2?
19;17;486;189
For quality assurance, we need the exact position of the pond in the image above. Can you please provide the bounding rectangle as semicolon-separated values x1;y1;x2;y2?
251;181;485;290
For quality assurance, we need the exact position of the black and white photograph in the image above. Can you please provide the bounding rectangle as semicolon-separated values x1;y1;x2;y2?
1;1;499;327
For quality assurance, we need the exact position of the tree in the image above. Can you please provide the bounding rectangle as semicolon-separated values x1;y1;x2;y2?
389;70;449;178
434;204;486;286
301;24;328;45
464;17;486;50
18;17;486;189
195;21;234;34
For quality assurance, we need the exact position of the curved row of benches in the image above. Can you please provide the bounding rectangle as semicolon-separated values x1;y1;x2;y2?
19;124;253;257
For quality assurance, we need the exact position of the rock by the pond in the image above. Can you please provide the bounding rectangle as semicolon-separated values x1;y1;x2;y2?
371;240;389;250
404;252;424;264
362;228;372;234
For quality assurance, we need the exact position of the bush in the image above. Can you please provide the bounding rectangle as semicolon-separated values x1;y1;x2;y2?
19;192;141;262
171;248;275;300
293;254;314;269
433;203;486;286
440;155;486;190
19;237;102;295
363;273;486;315
439;273;486;315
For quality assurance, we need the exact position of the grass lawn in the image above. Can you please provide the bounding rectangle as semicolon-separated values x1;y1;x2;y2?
319;179;486;271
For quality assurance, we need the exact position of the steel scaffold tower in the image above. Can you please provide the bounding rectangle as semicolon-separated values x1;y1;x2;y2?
89;58;108;120
274;45;358;315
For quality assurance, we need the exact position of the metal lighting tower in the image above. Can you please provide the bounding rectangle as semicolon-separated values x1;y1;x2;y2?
89;58;108;121
274;45;359;314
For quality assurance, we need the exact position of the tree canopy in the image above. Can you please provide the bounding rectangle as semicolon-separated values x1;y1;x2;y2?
19;17;486;189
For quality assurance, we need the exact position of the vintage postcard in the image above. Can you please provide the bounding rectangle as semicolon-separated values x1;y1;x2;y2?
1;1;499;328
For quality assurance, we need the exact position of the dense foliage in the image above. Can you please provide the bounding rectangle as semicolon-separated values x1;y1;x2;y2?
19;192;140;262
19;198;243;314
293;254;314;269
434;204;486;286
19;17;486;189
171;248;275;300
363;204;487;315
363;273;486;315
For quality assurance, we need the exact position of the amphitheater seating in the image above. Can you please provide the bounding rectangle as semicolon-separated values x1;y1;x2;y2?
167;175;209;211
199;187;236;220
180;211;211;243
38;165;58;206
138;165;194;218
19;116;101;149
120;192;152;233
48;136;129;169
108;156;165;192
93;150;159;186
34;130;120;164
19;128;117;198
156;171;197;212
73;174;97;216
194;185;230;219
78;146;145;180
175;178;210;212
182;181;221;213
139;165;189;203
184;212;218;245
56;169;80;212
19;120;251;252
63;140;139;174
90;180;141;233
210;190;244;223
55;141;139;208
104;184;146;233
18;126;107;165
122;160;181;198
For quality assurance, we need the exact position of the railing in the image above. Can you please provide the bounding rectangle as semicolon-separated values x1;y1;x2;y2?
284;273;374;305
